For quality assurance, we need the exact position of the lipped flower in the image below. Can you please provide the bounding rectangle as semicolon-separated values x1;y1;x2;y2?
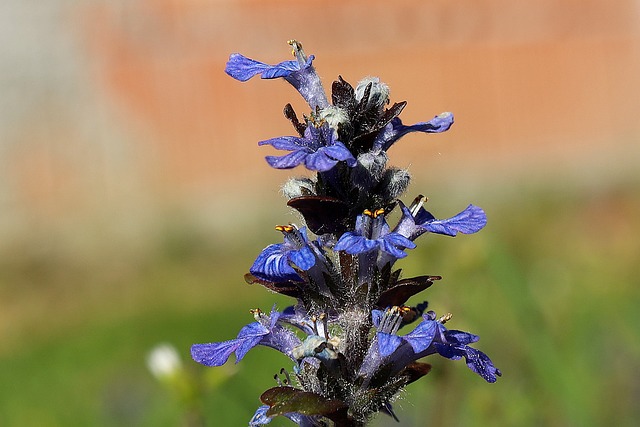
373;307;438;357
334;208;415;260
191;308;301;367
249;225;339;299
249;225;317;283
258;121;357;172
225;40;328;111
394;195;488;241
359;309;501;385
372;113;455;152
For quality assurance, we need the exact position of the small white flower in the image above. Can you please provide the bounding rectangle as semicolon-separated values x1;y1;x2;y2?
147;343;182;379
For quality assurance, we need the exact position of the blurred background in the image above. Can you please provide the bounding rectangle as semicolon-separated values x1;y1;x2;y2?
1;0;639;425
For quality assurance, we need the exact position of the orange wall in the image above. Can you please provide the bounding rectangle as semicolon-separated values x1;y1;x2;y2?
2;0;639;232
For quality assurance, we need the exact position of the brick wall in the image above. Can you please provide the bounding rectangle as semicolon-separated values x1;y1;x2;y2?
1;0;639;238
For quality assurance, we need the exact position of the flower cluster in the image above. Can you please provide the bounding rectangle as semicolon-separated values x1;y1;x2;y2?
192;40;500;426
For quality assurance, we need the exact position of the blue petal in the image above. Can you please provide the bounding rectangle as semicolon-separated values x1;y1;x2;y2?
393;202;423;241
421;204;487;236
304;150;341;171
249;405;272;426
434;342;463;361
444;329;480;345
461;346;501;383
225;53;299;82
403;319;438;353
289;246;316;271
406;112;454;134
191;340;241;367
261;60;303;79
320;142;357;167
261;326;302;359
378;332;403;357
380;233;416;258
237;321;271;340
265;150;310;169
413;207;435;225
225;51;328;110
436;343;500;383
379;238;408;259
250;244;302;282
259;136;309;151
259;127;354;172
383;233;415;249
235;322;270;362
334;233;378;254
376;113;454;151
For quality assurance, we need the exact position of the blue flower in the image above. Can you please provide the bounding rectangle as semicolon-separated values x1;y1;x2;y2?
225;40;329;110
372;113;454;152
358;308;438;381
191;308;300;367
394;196;487;241
259;122;356;171
250;226;316;283
249;226;338;298
372;307;439;357
359;310;501;384
334;209;415;259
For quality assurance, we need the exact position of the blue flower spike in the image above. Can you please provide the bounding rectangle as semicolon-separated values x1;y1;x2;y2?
195;40;499;426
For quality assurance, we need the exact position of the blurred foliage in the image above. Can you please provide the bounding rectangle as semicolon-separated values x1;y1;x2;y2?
0;180;639;426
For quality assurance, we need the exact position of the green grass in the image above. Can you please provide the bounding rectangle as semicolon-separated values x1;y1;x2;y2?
1;181;639;426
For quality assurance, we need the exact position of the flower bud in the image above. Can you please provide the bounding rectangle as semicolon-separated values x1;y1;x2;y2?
355;76;390;112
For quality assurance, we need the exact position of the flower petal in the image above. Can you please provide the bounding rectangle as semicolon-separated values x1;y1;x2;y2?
403;319;438;353
303;150;341;171
260;126;353;172
289;246;316;271
225;53;299;82
250;243;303;282
191;340;241;367
377;332;403;357
375;113;454;151
235;322;271;362
421;204;487;236
249;405;273;426
435;343;501;383
259;136;309;151
381;233;416;257
321;142;357;167
444;329;480;345
334;233;378;254
264;150;310;169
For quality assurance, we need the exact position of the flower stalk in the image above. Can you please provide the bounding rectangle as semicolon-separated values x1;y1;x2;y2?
192;40;500;426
